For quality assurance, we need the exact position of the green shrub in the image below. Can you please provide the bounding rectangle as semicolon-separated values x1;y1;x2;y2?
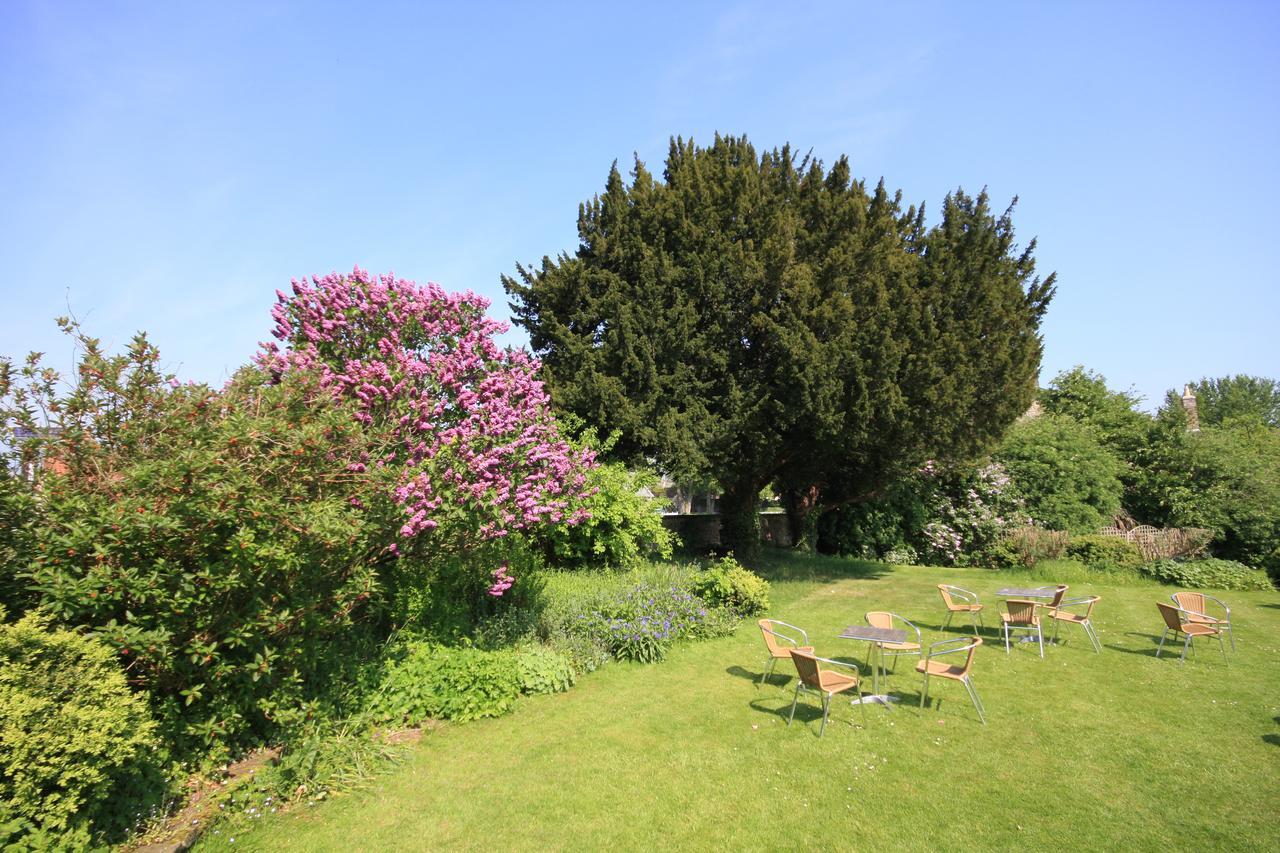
0;612;166;845
687;556;771;616
1064;535;1145;572
370;643;521;724
984;526;1071;568
994;414;1125;534
544;632;610;676
528;456;673;570
1141;558;1274;591
514;646;576;695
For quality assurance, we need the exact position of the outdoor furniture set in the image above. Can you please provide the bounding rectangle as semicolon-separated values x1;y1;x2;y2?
762;582;1237;736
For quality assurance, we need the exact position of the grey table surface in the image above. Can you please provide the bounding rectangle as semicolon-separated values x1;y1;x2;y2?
995;586;1059;598
838;625;908;643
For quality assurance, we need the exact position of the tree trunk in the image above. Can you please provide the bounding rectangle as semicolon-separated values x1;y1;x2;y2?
782;483;822;551
718;482;762;565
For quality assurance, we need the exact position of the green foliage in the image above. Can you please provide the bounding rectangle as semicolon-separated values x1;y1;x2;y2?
995;414;1124;533
1133;414;1280;580
371;642;521;724
983;526;1070;568
0;473;38;616
815;485;926;560
1064;535;1145;572
1187;375;1280;428
506;134;1054;559
1039;367;1152;458
0;613;166;845
1141;558;1274;591
514;645;576;695
257;718;403;806
687;556;770;616
531;458;673;570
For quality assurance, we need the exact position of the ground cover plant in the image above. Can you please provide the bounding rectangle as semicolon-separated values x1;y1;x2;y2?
194;555;1280;851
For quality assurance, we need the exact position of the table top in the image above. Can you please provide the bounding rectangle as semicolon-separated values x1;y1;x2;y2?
838;625;908;644
995;586;1059;599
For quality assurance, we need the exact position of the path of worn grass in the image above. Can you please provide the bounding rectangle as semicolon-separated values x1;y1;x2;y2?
199;557;1280;851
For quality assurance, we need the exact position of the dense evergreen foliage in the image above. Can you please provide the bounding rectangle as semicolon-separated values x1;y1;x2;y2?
505;134;1054;558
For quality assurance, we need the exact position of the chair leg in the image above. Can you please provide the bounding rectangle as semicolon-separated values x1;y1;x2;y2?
1217;633;1227;663
1036;623;1044;658
1156;628;1169;657
857;689;868;727
788;683;802;725
759;656;775;686
1085;621;1101;653
963;677;986;725
819;694;830;737
1180;633;1193;663
1003;622;1011;654
920;673;930;709
1227;625;1235;652
972;610;982;635
943;611;954;630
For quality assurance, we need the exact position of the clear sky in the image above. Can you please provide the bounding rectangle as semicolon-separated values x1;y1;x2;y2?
2;1;1276;409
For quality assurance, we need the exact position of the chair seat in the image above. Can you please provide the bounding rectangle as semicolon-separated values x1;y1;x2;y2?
947;604;982;612
1001;613;1039;626
881;641;921;653
1049;611;1089;624
1185;613;1223;625
915;659;970;679
769;644;815;659
818;670;859;693
1180;623;1218;637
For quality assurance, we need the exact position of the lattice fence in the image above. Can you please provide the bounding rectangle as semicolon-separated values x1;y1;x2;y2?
1097;524;1212;561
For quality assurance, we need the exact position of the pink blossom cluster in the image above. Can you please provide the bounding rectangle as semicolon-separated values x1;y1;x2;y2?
487;563;515;597
258;267;596;552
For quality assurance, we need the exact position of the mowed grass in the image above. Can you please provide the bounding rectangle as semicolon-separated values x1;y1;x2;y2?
198;556;1280;852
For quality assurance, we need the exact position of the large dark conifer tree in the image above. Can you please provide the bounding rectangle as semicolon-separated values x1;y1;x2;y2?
505;135;1055;560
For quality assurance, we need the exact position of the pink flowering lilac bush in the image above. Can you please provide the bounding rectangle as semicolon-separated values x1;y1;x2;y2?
258;268;598;616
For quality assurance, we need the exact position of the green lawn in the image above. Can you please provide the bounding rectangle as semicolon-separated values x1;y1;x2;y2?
198;557;1280;851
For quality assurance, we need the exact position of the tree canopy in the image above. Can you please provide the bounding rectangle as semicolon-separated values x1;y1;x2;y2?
1187;374;1280;428
504;135;1055;558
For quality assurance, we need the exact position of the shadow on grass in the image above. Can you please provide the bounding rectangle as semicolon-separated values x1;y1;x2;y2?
727;664;795;689
751;550;893;586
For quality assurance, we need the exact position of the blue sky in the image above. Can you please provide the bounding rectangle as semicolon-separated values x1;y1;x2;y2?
1;1;1276;409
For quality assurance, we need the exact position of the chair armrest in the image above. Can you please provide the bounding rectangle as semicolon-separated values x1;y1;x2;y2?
770;621;810;643
812;656;861;675
1203;595;1231;620
924;638;978;660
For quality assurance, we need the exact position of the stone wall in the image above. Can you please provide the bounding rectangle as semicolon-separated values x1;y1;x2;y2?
661;512;792;551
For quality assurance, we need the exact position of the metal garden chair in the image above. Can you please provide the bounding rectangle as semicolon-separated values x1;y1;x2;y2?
915;636;986;724
786;649;867;736
1000;598;1045;657
1171;592;1233;651
1047;595;1103;652
1156;602;1226;664
757;619;814;686
938;584;984;633
865;611;922;674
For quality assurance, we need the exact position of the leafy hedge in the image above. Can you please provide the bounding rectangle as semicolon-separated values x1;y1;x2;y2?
0;611;166;845
1063;535;1146;572
1141;558;1274;591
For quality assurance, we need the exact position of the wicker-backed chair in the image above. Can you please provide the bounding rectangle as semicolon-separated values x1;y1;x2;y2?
865;611;922;674
757;619;814;686
1000;599;1045;657
938;584;984;633
786;650;867;736
915;637;986;724
1047;595;1102;652
1156;602;1226;664
1171;592;1233;651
